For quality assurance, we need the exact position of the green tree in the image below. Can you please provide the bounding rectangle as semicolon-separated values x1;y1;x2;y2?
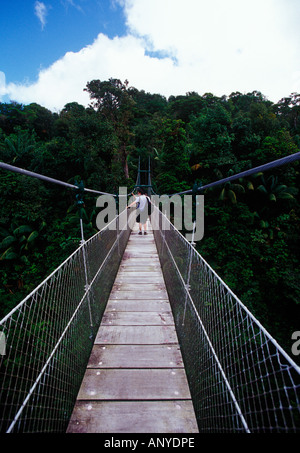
155;119;191;194
255;174;296;205
56;102;116;192
129;88;167;116
249;102;280;137
4;127;36;167
23;103;55;140
167;92;206;123
275;92;300;133
188;103;235;185
0;223;40;263
0;102;26;134
84;78;136;180
251;129;299;166
231;114;261;160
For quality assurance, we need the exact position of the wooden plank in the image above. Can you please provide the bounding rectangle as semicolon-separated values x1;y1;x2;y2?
120;261;160;275
126;244;156;247
123;255;158;260
123;254;159;260
87;345;184;368
121;254;160;260
116;272;163;279
101;311;174;326
114;276;165;283
126;240;155;243
76;369;192;400
112;283;166;291
126;245;156;249
67;400;199;433
109;290;169;300
120;261;161;268
95;325;179;344
105;299;171;312
116;271;163;278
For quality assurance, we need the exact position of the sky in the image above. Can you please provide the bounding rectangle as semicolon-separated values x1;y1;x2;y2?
0;0;300;112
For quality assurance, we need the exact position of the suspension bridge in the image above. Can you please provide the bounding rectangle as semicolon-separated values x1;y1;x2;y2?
0;155;300;433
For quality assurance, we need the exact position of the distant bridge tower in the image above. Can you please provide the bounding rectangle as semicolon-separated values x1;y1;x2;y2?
134;157;152;197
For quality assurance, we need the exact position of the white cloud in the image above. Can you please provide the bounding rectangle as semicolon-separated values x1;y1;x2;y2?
1;0;300;110
0;34;176;111
119;0;300;100
34;1;48;30
62;0;84;13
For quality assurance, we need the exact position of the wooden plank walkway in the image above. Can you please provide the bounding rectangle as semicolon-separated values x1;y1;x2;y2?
67;222;198;433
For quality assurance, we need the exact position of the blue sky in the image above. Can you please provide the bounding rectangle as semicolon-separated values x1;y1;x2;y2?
0;1;126;83
1;0;300;111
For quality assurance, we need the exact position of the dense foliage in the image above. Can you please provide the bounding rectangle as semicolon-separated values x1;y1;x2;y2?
0;79;299;357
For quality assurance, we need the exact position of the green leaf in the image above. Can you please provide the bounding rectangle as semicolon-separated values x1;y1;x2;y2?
257;185;267;194
0;236;17;248
27;231;39;243
274;184;287;192
228;190;237;204
67;215;80;224
278;193;294;200
0;247;18;260
232;184;245;194
39;221;47;232
219;188;226;201
20;255;30;265
260;220;269;228
13;225;32;236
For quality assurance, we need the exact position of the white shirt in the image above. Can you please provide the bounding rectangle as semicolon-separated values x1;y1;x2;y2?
135;195;147;211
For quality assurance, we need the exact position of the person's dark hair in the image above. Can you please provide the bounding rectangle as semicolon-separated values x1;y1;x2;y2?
136;187;144;194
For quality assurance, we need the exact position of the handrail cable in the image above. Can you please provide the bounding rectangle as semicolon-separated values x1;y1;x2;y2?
153;206;251;432
155;151;300;196
2;151;300;200
0;161;117;196
152;204;300;432
0;207;127;326
156;205;300;374
1;207;129;433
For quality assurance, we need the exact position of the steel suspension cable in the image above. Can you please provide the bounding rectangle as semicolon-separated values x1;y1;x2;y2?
156;151;300;197
0;161;116;196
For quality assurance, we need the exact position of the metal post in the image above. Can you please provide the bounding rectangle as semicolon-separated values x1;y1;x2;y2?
76;181;93;330
182;220;196;326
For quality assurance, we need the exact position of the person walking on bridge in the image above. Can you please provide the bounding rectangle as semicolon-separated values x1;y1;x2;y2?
127;188;149;235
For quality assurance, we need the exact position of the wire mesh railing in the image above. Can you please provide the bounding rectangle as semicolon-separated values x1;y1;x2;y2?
0;210;132;433
151;205;300;433
1;199;299;433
